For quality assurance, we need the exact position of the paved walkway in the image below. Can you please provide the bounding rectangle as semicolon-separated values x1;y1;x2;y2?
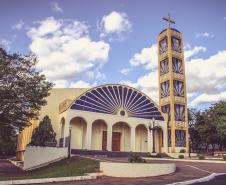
0;159;25;177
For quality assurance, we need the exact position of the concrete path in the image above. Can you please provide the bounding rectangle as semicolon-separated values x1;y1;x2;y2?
0;159;25;177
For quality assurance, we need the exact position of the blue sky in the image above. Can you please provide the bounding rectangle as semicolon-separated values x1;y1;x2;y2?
1;0;226;109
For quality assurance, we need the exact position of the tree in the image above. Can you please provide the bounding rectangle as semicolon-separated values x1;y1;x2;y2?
208;101;226;151
30;116;57;146
0;48;53;155
188;109;201;151
189;102;226;154
0;125;17;156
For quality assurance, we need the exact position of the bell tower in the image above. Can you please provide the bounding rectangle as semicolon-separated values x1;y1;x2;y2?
157;14;188;153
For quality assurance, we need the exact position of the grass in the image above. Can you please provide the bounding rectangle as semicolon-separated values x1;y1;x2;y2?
0;156;99;181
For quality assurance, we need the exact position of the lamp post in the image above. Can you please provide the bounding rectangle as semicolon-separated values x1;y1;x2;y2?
148;118;160;154
68;125;72;158
188;133;191;158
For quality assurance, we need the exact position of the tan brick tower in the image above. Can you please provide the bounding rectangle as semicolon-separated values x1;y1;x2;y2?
158;14;188;153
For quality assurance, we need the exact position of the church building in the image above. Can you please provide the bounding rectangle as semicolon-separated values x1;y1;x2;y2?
16;17;188;161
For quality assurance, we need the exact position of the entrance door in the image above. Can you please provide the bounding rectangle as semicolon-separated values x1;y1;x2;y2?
112;132;121;151
102;131;107;150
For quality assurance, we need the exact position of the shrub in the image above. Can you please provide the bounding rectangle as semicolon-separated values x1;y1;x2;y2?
178;154;184;159
222;155;226;161
198;155;205;160
30;115;57;147
146;152;152;157
179;149;186;153
128;154;146;163
156;153;162;158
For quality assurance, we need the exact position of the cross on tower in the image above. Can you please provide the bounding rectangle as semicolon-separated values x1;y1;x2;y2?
163;13;175;28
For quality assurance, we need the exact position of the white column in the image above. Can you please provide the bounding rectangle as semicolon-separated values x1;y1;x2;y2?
163;127;168;153
86;121;92;150
107;124;112;151
63;116;70;148
130;126;136;152
147;129;152;152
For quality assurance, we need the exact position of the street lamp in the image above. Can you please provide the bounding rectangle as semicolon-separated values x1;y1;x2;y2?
148;118;161;154
68;125;72;158
188;133;191;158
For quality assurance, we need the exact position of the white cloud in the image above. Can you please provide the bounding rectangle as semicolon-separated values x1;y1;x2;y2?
186;50;226;94
122;70;159;103
224;17;226;20
27;17;110;86
12;20;25;30
70;80;91;88
99;11;132;40
0;39;11;50
190;91;226;107
50;2;63;13
120;68;132;75
195;32;214;38
129;44;158;70
184;45;206;60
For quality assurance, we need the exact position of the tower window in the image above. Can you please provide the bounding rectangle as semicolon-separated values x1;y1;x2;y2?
161;81;170;98
174;104;185;121
175;130;186;147
161;104;171;122
159;37;168;55
173;80;184;97
171;36;181;52
172;57;183;74
160;58;169;75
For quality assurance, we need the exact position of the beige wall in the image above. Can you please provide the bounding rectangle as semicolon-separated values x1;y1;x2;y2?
39;88;88;141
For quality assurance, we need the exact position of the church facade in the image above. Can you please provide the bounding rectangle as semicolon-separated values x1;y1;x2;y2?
16;26;188;161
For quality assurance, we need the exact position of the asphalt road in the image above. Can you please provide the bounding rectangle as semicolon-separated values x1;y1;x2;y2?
193;174;226;185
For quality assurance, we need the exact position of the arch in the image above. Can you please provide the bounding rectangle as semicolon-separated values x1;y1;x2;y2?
135;124;148;152
112;122;131;151
70;117;87;149
91;119;108;150
69;84;164;121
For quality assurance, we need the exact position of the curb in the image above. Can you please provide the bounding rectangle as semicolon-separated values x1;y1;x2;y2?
143;157;226;164
166;173;226;185
0;173;102;185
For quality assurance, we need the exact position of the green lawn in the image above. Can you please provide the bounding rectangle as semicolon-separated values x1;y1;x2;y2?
0;156;99;181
